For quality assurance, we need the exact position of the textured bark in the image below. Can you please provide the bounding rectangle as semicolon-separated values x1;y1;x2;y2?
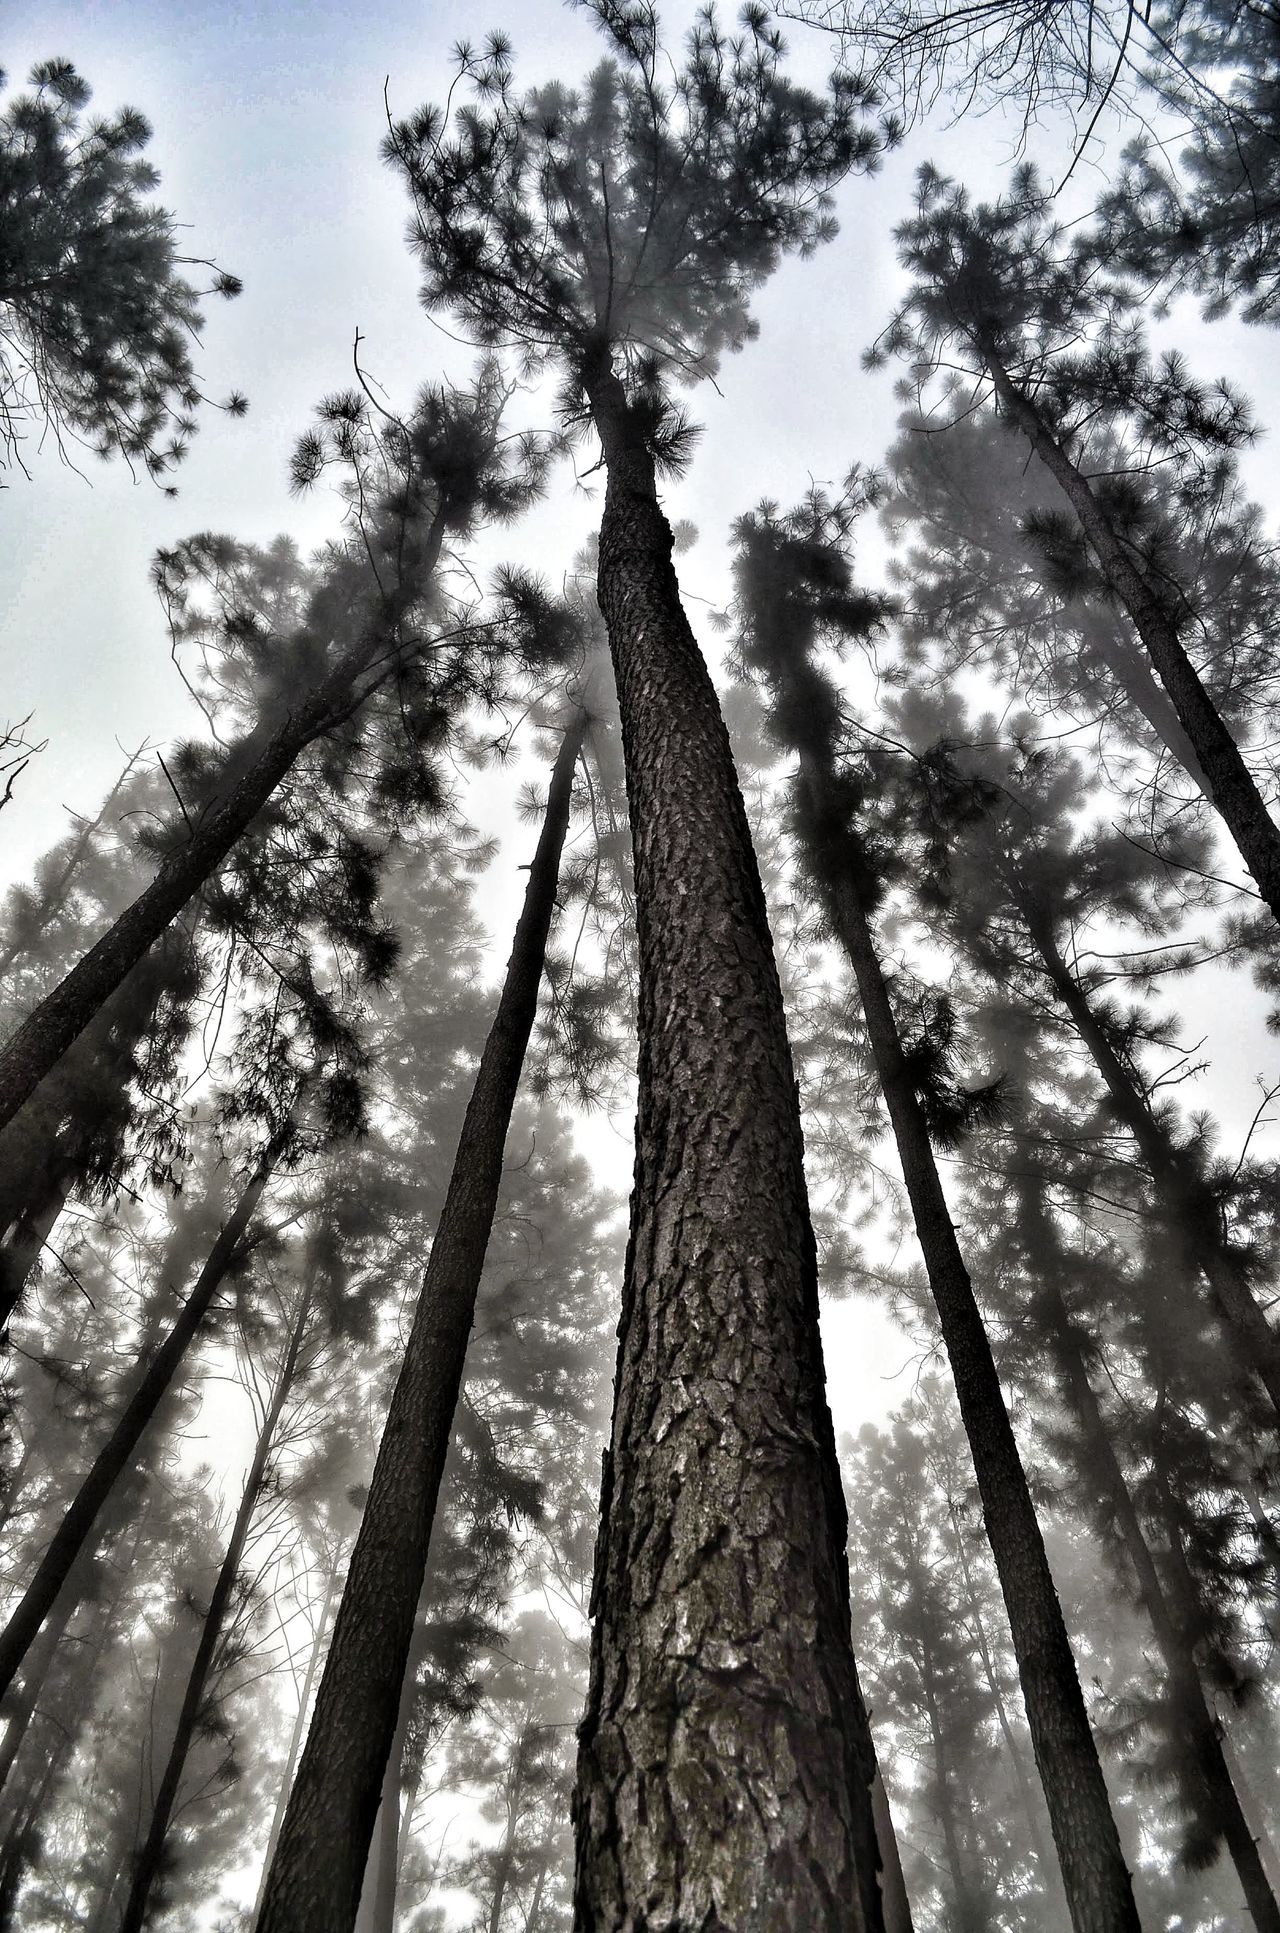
800;754;1138;1933
0;520;444;1140
257;711;586;1933
572;364;885;1933
982;339;1280;924
117;1284;311;1933
1016;889;1280;1422
1041;1288;1280;1931
0;1139;279;1700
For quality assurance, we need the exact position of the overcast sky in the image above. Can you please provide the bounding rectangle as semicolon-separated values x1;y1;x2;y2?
6;0;1280;1433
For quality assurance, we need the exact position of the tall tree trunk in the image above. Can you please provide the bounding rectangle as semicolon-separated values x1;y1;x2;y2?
117;1280;312;1933
1015;887;1280;1420
1085;614;1215;805
251;1558;343;1927
0;1134;281;1700
981;337;1280;923
797;750;1139;1933
573;361;885;1933
915;1626;985;1932
0;517;445;1140
0;1545;87;1795
1038;1281;1280;1930
257;710;588;1933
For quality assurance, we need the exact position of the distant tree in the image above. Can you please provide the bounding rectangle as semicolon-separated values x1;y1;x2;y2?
0;59;244;483
258;702;591;1932
0;371;561;1139
873;167;1280;926
389;8;896;1919
728;482;1140;1932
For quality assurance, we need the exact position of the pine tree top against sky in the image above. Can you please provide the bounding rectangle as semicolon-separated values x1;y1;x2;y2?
385;0;892;395
0;58;244;485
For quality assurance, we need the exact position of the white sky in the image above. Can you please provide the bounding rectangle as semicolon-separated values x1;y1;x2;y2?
5;0;1280;1449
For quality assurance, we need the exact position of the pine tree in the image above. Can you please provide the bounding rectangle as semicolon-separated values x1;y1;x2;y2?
258;701;590;1932
0;373;558;1138
0;60;243;482
873;167;1280;925
728;483;1140;1932
388;11;896;1919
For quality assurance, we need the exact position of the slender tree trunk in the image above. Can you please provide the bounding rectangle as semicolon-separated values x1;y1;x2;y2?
522;1850;550;1933
1039;1289;1280;1930
573;362;885;1932
1016;890;1280;1420
796;749;1139;1932
870;1764;916;1933
0;1135;281;1700
257;710;588;1933
0;520;445;1140
1086;617;1215;805
0;1548;86;1795
251;1558;343;1927
914;1626;983;1931
354;1620;431;1933
0;1178;70;1332
982;339;1280;922
0;745;145;985
117;1282;311;1933
946;1504;1056;1886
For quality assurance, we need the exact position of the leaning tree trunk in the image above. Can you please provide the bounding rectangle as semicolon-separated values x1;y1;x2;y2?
0;518;445;1141
353;1618;431;1933
981;337;1280;925
573;361;885;1932
1014;884;1280;1422
117;1280;312;1933
1036;1273;1280;1931
794;747;1139;1933
257;708;588;1933
0;1133;282;1700
251;1557;343;1926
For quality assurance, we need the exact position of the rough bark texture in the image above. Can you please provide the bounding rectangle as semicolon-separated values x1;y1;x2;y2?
572;366;885;1933
983;340;1280;924
117;1285;311;1933
1041;1285;1280;1931
0;1141;278;1700
256;712;586;1933
0;520;444;1140
1017;890;1280;1422
801;755;1139;1933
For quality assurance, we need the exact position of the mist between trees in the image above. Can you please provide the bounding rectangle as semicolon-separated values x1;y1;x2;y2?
2;0;1280;1927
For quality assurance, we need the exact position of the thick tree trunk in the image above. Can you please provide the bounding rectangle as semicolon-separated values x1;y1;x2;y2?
0;1136;280;1700
1016;891;1280;1420
1039;1285;1280;1931
0;520;444;1140
983;340;1280;923
257;710;587;1933
117;1282;311;1933
572;363;885;1933
802;753;1138;1933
